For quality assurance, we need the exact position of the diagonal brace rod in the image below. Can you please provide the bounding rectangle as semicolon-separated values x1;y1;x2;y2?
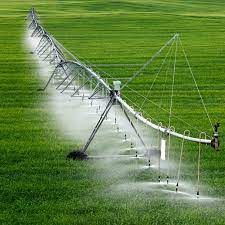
71;76;92;97
82;96;115;153
56;65;76;89
88;83;102;99
60;73;79;93
119;102;148;153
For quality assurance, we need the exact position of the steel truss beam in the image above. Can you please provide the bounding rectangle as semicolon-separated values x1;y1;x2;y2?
55;64;76;89
28;8;216;147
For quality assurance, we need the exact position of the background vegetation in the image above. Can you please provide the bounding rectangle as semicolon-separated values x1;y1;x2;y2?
1;1;225;224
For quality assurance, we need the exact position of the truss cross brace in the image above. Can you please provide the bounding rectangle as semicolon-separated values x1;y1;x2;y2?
60;73;79;93
39;64;62;91
88;83;102;99
71;76;92;97
55;65;75;89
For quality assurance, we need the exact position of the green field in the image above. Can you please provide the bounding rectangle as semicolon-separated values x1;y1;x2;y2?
1;1;225;224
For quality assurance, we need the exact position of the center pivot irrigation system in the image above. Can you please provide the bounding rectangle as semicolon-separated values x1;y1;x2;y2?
27;8;220;196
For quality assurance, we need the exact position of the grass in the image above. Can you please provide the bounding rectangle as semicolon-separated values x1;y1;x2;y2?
1;1;225;224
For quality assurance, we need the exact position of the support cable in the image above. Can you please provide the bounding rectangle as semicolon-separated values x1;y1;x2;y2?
176;130;190;192
124;85;208;136
167;35;178;183
197;132;206;197
159;41;175;108
139;38;176;111
121;34;179;90
178;37;214;132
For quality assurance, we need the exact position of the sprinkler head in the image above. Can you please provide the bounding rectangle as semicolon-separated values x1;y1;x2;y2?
197;190;200;197
158;176;161;183
211;122;220;150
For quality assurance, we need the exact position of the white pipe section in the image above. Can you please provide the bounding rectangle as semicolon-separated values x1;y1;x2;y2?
116;96;211;144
